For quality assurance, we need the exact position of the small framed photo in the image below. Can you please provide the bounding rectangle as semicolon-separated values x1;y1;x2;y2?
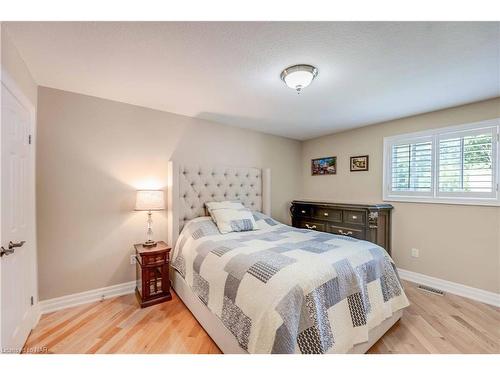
350;155;369;172
311;156;337;175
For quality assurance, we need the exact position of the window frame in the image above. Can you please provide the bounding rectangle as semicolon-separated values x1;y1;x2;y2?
383;118;500;206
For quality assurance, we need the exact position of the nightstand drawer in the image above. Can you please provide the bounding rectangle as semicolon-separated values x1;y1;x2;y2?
343;210;365;225
139;253;168;266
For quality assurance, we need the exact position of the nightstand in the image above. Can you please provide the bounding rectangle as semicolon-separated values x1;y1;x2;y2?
134;241;172;308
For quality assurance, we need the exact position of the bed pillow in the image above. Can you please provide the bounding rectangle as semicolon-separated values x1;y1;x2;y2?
205;201;258;234
205;200;243;219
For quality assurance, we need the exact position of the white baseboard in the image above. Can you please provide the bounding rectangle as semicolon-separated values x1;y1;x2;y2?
34;270;499;317
38;281;136;315
398;268;500;307
32;303;42;328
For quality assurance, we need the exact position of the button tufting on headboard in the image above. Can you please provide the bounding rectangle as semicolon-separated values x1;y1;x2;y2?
178;164;263;230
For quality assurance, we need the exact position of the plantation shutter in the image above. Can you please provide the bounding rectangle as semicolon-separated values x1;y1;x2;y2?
438;128;496;197
384;119;499;204
390;139;433;194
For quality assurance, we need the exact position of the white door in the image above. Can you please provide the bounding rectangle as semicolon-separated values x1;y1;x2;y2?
0;82;37;353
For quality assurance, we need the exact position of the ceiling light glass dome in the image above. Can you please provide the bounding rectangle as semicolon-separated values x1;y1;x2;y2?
280;64;318;93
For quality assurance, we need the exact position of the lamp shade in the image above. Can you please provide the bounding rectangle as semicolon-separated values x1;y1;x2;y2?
135;190;165;211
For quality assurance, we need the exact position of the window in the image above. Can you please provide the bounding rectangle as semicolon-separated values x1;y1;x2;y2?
390;137;433;195
383;119;499;206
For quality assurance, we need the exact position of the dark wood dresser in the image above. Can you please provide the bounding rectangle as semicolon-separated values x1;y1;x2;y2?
290;200;393;255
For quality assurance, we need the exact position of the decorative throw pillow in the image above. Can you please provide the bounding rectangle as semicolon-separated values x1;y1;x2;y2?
205;201;258;234
205;201;243;220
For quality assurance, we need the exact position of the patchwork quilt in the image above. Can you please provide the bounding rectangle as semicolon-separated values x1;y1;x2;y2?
172;212;409;354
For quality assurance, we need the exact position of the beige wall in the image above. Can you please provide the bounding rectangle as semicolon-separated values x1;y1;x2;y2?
301;98;500;293
36;88;500;299
1;25;38;108
36;87;301;300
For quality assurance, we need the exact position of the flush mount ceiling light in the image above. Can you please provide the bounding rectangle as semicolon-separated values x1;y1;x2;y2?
280;64;318;93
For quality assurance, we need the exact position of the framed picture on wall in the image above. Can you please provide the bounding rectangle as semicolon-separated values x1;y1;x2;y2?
311;156;337;175
350;155;369;171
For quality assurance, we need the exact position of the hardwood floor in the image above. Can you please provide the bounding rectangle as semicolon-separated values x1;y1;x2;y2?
369;282;499;354
24;281;499;354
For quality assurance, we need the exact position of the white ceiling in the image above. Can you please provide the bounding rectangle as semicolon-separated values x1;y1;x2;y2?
5;22;500;140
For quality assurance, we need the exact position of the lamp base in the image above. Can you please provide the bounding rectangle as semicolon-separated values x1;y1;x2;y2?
143;240;157;247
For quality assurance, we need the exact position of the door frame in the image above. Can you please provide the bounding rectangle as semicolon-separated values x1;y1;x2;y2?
0;66;39;351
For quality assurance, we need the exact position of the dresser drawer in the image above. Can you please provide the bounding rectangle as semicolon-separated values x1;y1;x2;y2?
313;207;342;222
294;204;312;217
328;225;364;239
343;210;366;225
296;220;326;232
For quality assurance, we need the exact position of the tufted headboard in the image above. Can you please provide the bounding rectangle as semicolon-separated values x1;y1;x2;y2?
167;161;271;246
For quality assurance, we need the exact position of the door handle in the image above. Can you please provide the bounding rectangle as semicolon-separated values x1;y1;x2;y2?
1;241;25;257
9;241;25;249
1;247;14;257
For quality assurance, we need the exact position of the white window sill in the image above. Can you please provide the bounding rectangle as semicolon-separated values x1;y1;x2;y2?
383;195;500;207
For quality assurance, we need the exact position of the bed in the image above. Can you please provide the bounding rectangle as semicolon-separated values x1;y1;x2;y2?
167;162;408;354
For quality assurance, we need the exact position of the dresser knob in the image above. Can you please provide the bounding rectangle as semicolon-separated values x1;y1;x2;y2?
352;215;357;220
323;212;329;216
338;229;353;236
301;210;306;214
305;224;317;230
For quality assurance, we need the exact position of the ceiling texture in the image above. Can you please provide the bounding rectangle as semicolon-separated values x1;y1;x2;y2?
5;22;499;140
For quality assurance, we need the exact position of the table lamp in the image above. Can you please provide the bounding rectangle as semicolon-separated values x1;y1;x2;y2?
135;190;165;247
